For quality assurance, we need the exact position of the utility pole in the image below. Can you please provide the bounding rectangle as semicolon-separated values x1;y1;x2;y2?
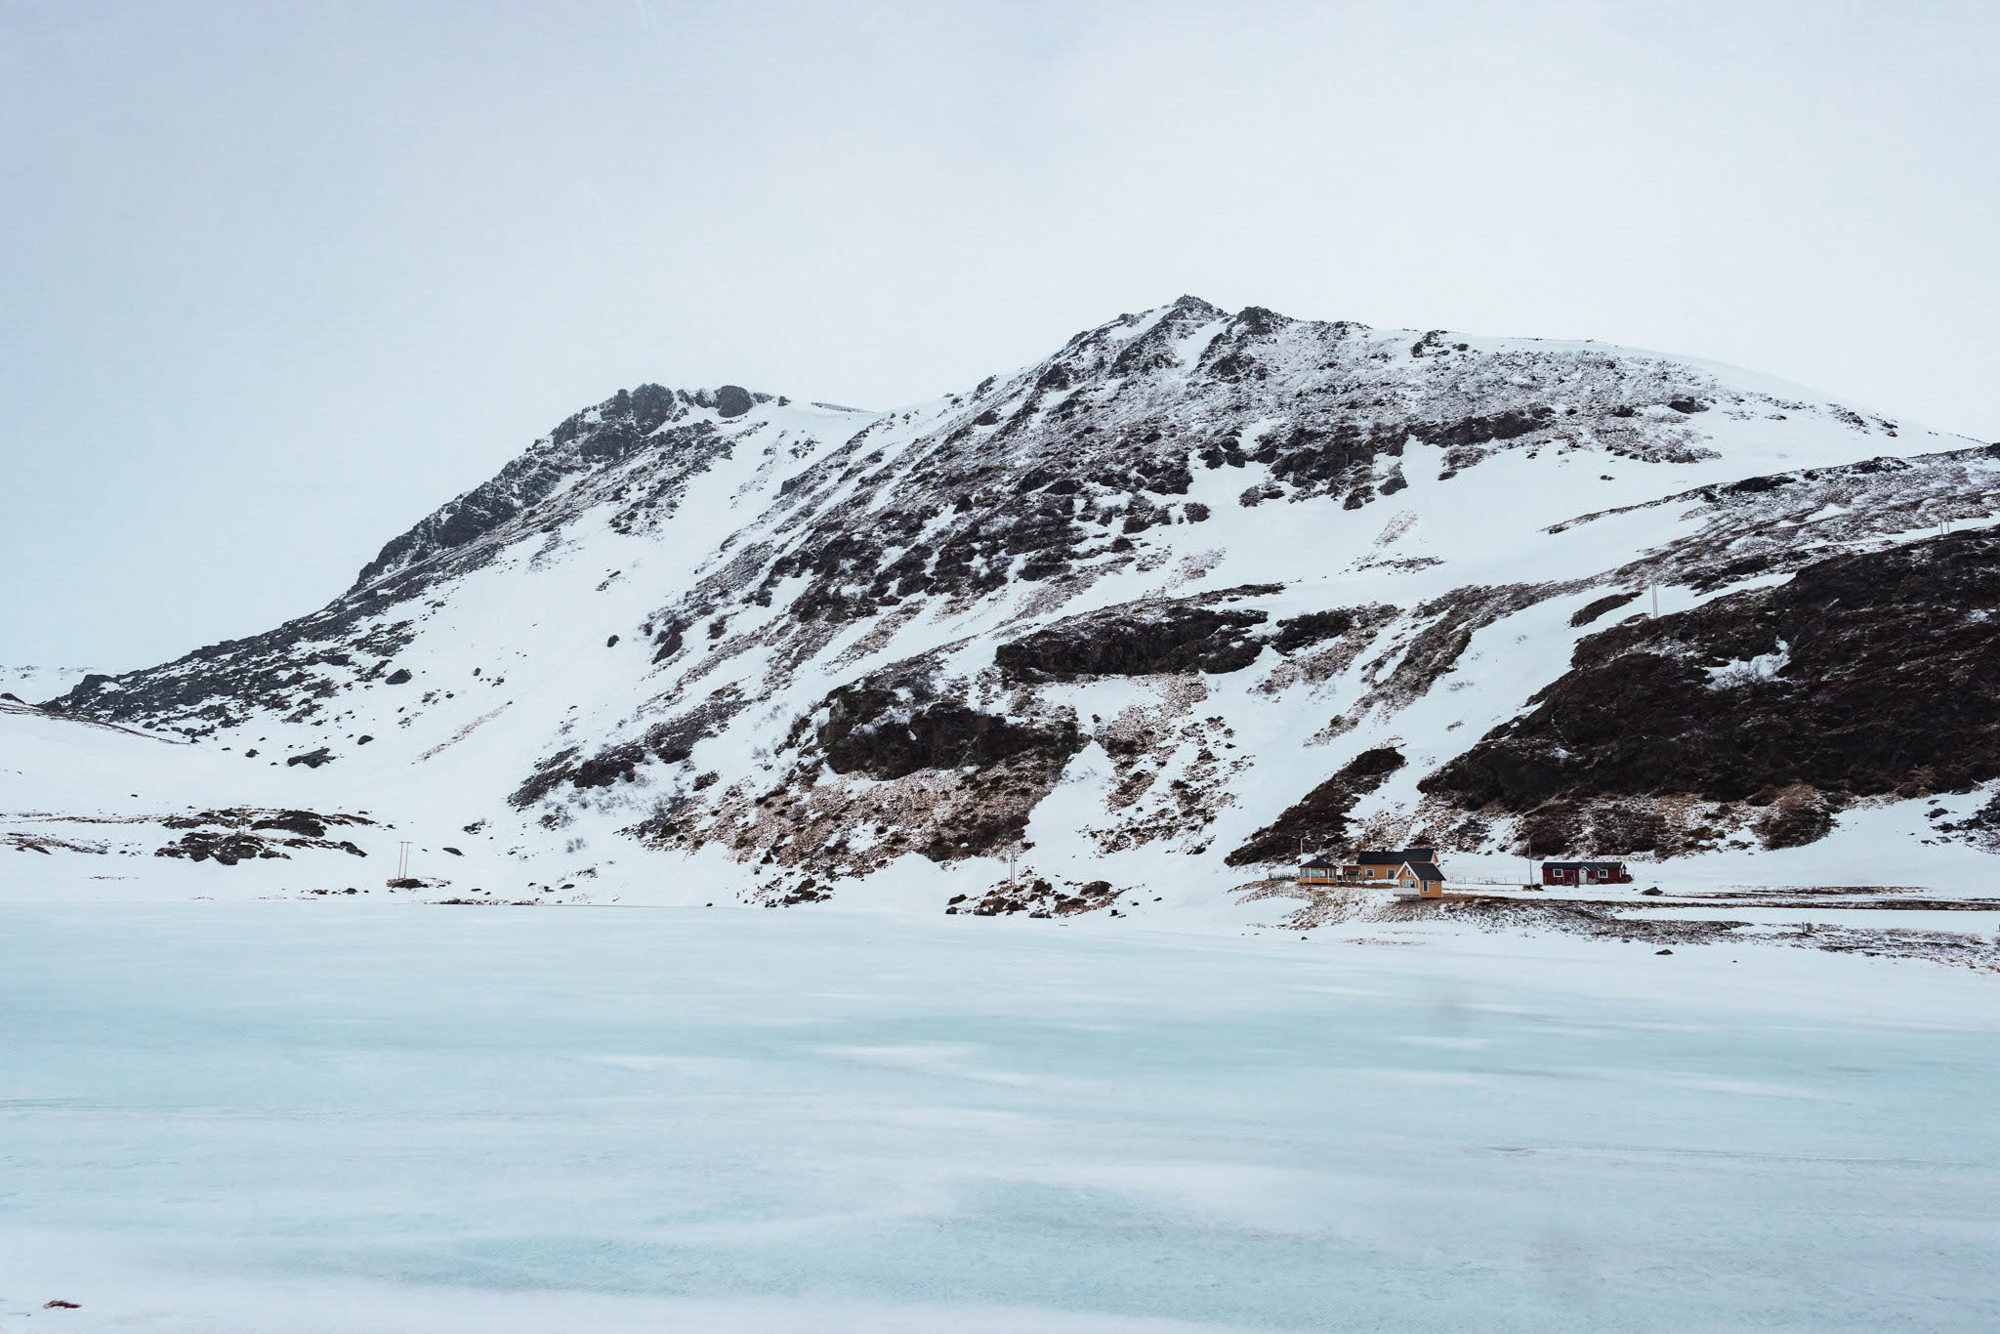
1650;585;1659;619
397;841;412;880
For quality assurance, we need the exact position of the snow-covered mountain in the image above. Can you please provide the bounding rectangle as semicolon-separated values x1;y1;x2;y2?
12;298;2000;908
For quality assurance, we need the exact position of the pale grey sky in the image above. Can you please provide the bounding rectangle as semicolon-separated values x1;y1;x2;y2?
4;1;1995;671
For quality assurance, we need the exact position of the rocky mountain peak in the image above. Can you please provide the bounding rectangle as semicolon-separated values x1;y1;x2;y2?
350;381;789;593
35;299;1991;909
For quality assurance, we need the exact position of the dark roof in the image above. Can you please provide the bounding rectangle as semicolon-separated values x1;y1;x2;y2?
1351;848;1437;864
1406;862;1445;882
1300;857;1335;869
1544;860;1626;871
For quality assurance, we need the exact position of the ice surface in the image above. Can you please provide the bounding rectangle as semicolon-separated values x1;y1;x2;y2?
3;903;1995;1331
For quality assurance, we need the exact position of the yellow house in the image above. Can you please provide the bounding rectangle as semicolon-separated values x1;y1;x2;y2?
1337;847;1446;899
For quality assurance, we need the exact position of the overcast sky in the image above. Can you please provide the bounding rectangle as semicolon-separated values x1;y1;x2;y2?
4;1;1995;671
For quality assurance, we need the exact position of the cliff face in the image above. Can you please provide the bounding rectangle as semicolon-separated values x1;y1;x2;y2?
37;299;2000;904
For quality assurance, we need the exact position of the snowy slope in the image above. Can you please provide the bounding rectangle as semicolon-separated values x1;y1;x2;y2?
1;664;90;702
13;299;2000;911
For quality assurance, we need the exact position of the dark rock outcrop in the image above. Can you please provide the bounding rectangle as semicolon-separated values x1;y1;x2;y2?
1421;532;2000;844
154;829;287;865
1269;609;1355;654
152;808;373;864
817;674;1080;781
1569;591;1641;627
996;602;1270;679
511;694;750;806
1227;747;1407;865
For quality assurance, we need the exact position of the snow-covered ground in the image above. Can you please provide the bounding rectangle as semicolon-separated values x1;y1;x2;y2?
4;902;1996;1331
0;665;91;704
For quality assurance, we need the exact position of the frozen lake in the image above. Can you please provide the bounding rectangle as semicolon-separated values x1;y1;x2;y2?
3;903;1996;1331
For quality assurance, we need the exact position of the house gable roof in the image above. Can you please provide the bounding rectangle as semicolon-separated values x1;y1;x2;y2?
1350;847;1437;865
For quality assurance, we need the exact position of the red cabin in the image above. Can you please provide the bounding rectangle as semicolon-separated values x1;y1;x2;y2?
1541;860;1632;887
